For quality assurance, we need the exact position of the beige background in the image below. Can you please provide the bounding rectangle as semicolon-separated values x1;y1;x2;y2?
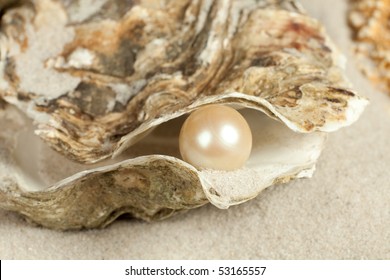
1;0;389;259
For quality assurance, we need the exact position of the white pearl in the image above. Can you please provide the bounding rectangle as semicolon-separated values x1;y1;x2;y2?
179;104;252;170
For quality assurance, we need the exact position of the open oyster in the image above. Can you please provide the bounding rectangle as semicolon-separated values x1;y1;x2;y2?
0;0;367;230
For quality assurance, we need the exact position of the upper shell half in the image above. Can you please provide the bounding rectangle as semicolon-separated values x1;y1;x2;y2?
0;0;367;229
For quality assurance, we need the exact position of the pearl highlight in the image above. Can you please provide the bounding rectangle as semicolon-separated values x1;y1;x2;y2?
179;104;252;170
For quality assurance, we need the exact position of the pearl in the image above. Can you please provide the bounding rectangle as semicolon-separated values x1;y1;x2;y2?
179;104;252;170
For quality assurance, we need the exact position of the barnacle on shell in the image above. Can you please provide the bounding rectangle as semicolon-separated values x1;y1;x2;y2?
0;0;367;229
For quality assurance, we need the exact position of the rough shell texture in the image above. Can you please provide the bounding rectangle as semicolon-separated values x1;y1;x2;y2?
0;0;367;163
349;0;390;94
0;0;367;230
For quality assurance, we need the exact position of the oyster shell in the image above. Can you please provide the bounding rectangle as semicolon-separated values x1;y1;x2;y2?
0;0;367;229
349;0;390;94
0;102;326;229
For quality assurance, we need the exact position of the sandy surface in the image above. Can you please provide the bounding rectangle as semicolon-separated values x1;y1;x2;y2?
1;0;389;259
